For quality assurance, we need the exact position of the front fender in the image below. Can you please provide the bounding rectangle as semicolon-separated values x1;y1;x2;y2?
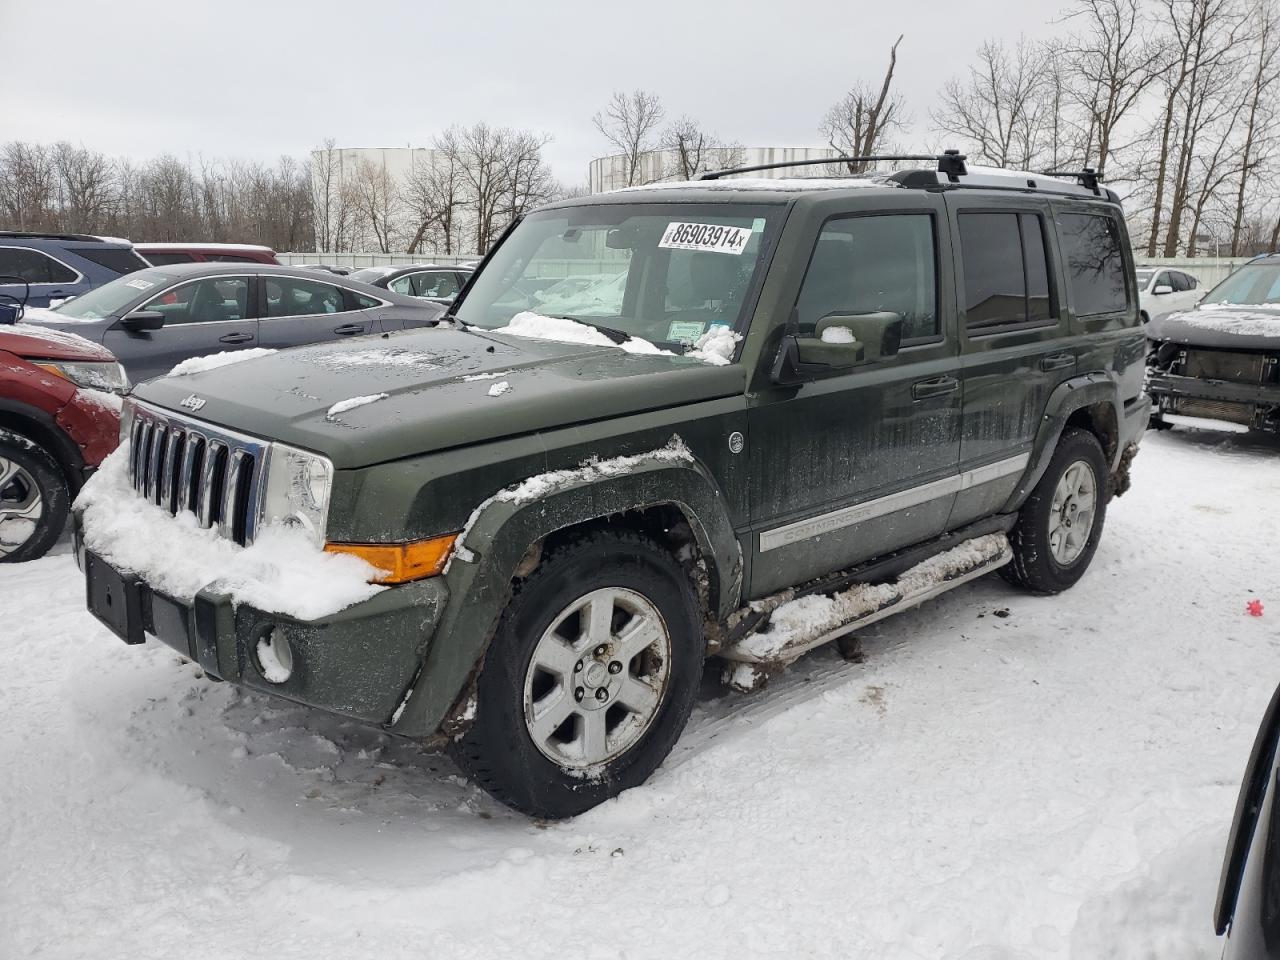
390;447;740;739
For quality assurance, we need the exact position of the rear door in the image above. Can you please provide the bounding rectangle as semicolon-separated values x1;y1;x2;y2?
104;274;256;382
746;195;963;597
946;195;1072;528
0;246;88;308
255;275;379;349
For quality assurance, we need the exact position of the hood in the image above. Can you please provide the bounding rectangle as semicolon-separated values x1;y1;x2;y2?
131;327;745;468
1148;305;1280;351
1;323;115;362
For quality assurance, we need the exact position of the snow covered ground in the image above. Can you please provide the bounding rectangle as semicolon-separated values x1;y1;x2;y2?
2;427;1278;959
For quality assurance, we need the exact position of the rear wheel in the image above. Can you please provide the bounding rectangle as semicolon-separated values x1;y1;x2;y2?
1001;428;1108;595
451;530;702;819
0;429;68;563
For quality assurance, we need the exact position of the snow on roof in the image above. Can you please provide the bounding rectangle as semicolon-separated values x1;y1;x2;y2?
615;175;900;193
134;242;275;252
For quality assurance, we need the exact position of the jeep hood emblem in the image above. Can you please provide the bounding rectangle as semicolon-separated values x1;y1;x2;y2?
180;394;206;412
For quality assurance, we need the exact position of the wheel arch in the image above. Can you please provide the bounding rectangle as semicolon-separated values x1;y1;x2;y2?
0;398;84;492
390;454;742;740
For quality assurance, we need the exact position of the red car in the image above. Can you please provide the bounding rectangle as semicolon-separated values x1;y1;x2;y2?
134;243;279;266
0;323;125;561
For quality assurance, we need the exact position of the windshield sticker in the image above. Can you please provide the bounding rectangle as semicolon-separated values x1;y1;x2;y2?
659;222;751;255
125;278;155;291
667;320;707;343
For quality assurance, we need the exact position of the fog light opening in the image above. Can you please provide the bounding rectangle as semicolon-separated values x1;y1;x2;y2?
255;629;293;684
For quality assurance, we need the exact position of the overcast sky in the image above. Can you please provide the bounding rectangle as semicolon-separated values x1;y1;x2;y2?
3;0;1070;185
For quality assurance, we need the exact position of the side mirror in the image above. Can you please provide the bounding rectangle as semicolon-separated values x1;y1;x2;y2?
773;312;903;384
120;310;166;332
1153;284;1174;295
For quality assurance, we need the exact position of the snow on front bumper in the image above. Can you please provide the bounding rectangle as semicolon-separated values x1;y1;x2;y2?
74;447;450;726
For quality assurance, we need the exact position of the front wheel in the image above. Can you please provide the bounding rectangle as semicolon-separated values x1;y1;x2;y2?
451;530;702;818
1001;428;1108;595
0;430;69;563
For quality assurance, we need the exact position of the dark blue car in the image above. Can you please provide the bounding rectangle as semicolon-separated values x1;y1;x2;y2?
23;262;447;382
0;232;150;308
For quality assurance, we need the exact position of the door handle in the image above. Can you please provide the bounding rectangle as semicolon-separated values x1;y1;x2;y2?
218;332;254;344
1040;353;1076;371
333;323;366;336
912;376;959;400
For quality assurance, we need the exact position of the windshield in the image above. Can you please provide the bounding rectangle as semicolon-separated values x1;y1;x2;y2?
54;269;175;320
1201;264;1280;308
454;202;783;350
1135;269;1155;284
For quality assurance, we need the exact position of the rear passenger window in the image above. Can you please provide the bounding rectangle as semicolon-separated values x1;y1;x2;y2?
143;252;196;266
265;277;347;317
1057;212;1129;316
959;212;1055;333
794;214;938;342
0;248;78;284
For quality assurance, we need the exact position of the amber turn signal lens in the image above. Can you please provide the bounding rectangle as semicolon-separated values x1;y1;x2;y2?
324;533;459;584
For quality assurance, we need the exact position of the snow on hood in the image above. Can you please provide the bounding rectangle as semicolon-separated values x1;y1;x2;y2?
168;348;278;377
1148;305;1280;350
10;322;102;350
76;448;384;619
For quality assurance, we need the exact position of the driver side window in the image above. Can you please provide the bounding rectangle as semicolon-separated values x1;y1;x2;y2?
794;214;938;342
144;277;249;325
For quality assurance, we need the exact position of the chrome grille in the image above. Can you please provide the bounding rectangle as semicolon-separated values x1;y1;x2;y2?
128;402;268;545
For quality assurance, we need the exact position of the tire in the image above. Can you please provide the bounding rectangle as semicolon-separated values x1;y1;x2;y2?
0;429;69;564
1001;428;1109;595
451;529;703;819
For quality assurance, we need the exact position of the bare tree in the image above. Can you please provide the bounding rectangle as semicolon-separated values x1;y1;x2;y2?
660;117;744;180
403;139;465;254
593;90;666;186
1065;0;1166;179
0;142;56;231
351;157;398;253
1229;0;1280;253
933;38;1052;168
821;35;906;171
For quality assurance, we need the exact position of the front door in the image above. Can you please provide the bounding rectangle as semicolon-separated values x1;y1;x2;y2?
746;201;962;597
104;274;256;382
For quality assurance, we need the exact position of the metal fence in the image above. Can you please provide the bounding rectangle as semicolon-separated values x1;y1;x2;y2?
281;252;1256;288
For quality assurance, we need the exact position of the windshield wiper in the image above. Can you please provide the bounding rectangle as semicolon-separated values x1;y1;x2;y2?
543;314;633;344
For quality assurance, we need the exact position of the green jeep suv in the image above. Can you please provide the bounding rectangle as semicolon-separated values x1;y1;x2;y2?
77;155;1150;818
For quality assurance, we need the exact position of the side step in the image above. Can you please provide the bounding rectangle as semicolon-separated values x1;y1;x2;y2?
719;533;1012;686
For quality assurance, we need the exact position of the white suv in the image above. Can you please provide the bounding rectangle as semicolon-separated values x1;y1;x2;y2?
1137;267;1204;324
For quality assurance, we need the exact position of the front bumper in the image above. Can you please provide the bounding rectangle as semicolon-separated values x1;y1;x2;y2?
1147;372;1280;429
77;524;449;728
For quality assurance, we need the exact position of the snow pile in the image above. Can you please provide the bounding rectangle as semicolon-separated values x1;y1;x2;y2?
448;436;694;571
486;381;511;398
76;448;383;619
1177;309;1280;337
684;326;742;365
460;369;514;382
77;388;124;414
303;347;452;371
493;311;672;357
736;534;1011;663
168;348;277;377
325;393;389;419
820;325;856;344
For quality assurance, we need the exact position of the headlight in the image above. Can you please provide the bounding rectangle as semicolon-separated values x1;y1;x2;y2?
260;443;334;546
118;397;137;445
35;360;130;394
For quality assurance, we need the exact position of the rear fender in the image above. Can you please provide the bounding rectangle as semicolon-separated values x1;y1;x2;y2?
390;449;740;739
1002;373;1122;512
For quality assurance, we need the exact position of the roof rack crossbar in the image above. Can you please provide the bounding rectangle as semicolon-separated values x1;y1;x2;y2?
1038;167;1102;193
698;151;968;181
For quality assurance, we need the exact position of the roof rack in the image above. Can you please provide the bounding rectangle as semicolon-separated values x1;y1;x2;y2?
698;150;969;182
1038;167;1101;195
0;230;107;243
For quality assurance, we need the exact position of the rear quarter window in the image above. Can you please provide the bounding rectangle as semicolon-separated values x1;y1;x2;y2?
1057;211;1130;317
75;247;149;276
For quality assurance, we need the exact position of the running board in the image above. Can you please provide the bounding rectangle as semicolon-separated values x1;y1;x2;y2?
720;533;1012;671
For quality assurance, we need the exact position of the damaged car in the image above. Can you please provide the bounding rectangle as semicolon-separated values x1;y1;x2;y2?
74;154;1149;818
1147;255;1280;434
